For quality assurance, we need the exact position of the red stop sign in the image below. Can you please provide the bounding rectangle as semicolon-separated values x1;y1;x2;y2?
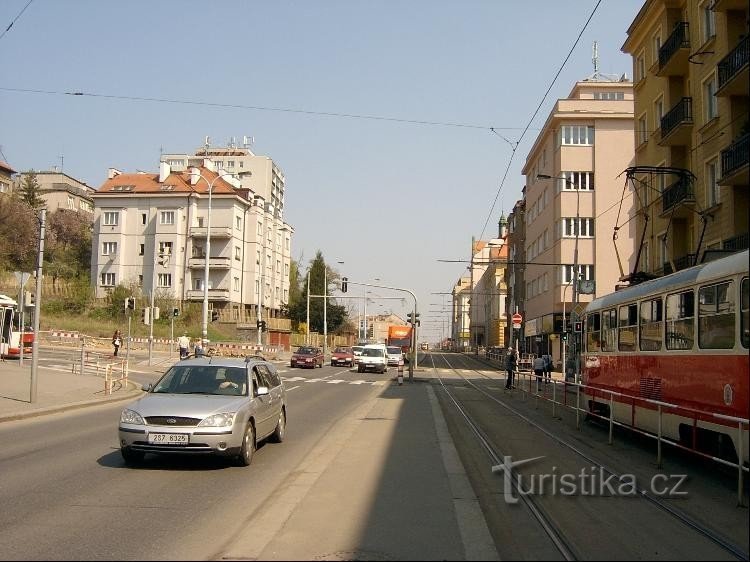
512;313;523;323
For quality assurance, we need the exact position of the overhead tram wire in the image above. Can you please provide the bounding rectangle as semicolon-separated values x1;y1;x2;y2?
0;86;530;133
0;0;34;42
477;0;603;242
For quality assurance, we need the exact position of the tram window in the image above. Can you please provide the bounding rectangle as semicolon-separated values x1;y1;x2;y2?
602;309;617;351
666;290;694;350
698;281;735;349
741;278;748;349
640;297;663;351
618;303;638;351
586;312;601;352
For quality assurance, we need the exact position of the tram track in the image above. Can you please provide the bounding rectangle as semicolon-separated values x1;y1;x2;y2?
429;351;749;561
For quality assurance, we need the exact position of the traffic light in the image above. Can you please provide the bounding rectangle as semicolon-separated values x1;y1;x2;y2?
142;307;151;325
407;312;414;324
574;321;582;333
562;332;568;342
125;297;135;311
341;277;348;293
414;312;420;327
153;307;160;320
173;308;179;317
260;320;267;332
211;310;219;322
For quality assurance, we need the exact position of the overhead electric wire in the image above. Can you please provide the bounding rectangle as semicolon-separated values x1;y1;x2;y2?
0;0;33;42
477;0;603;241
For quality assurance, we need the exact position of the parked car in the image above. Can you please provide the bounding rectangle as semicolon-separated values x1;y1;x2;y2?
352;345;365;365
386;346;404;367
118;357;286;466
357;343;388;374
290;346;324;368
331;346;354;367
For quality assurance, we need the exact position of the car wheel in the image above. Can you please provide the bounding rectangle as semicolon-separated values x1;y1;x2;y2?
237;422;256;467
270;408;286;443
121;447;144;465
357;365;363;373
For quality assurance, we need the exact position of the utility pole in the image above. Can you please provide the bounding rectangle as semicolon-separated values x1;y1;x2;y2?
306;271;310;345
30;209;46;403
323;267;327;357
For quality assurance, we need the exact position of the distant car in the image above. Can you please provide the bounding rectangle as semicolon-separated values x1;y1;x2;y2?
420;343;429;351
118;357;286;467
331;346;354;367
352;345;365;365
290;346;324;368
386;346;404;367
358;343;388;374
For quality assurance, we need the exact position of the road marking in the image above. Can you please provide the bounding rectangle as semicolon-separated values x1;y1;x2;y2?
285;385;300;392
325;379;346;384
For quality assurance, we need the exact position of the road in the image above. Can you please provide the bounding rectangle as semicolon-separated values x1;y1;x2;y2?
0;356;389;560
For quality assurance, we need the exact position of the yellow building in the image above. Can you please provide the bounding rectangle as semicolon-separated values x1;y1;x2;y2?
622;0;748;275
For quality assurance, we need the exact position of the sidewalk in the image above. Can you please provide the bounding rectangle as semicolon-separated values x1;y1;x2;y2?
0;359;141;422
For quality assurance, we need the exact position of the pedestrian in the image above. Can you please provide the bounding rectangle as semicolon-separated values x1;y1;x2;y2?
533;355;546;392
178;332;190;360
504;348;517;389
543;352;553;384
112;330;122;357
194;338;205;358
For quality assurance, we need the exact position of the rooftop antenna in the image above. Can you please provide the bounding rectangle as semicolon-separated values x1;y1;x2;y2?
204;136;210;155
592;41;599;74
59;154;64;173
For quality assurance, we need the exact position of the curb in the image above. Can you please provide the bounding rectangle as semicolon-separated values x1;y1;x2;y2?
0;381;143;424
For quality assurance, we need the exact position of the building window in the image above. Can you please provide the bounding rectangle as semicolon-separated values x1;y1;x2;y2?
706;158;720;207
138;275;143;286
257;223;263;236
141;213;147;225
656;233;667;268
235;246;241;260
234;277;240;291
100;272;116;286
593;91;624;100
159;241;173;255
652;32;662;65
158;273;172;288
236;216;242;230
67;196;75;209
102;241;117;255
559;171;594;191
701;1;716;42
559;126;595;146
256;250;261;265
160;210;175;225
227;160;235;168
562;264;594;284
699;281;735;349
562;218;594;238
139;243;145;256
654;97;664;128
704;75;718;122
636;50;646;82
103;211;119;226
638;114;648;145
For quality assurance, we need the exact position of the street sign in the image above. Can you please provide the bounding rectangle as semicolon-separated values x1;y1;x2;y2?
512;322;521;330
14;271;31;287
512;313;522;323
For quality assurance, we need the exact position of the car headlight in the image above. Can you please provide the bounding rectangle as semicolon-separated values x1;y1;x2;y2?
198;413;236;427
120;409;145;425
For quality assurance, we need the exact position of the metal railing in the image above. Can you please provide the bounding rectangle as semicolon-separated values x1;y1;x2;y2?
723;232;749;252
659;22;690;69
660;97;693;139
718;35;749;90
720;132;749;179
661;174;695;213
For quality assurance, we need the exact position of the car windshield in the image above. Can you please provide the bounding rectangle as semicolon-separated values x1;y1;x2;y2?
296;347;316;355
352;346;364;353
362;348;383;357
387;347;401;354
152;365;248;396
334;347;351;353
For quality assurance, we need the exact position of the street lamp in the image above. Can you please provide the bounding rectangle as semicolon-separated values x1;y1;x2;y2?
189;168;233;349
538;173;581;381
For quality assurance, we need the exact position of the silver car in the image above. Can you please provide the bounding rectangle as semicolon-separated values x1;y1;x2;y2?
118;357;286;467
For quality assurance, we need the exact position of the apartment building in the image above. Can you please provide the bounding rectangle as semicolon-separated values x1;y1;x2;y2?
505;197;527;352
622;0;749;273
521;76;637;364
14;170;95;215
451;276;471;349
0;162;15;194
162;137;286;217
90;160;293;324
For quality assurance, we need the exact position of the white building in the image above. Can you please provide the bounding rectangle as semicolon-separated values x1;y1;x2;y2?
90;159;293;322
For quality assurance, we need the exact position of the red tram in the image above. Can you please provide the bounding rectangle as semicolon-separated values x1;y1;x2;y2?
582;250;749;463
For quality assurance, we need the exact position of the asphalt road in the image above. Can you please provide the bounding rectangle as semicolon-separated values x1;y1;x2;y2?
0;359;389;560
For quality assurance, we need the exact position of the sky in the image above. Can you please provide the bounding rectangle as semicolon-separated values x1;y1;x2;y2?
0;0;645;342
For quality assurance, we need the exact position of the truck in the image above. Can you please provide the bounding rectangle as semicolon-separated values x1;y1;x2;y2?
386;325;412;356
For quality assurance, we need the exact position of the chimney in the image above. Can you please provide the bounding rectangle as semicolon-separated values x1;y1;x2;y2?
107;168;122;179
189;167;200;186
159;162;171;183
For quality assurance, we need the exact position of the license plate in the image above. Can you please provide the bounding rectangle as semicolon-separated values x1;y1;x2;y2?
148;433;189;445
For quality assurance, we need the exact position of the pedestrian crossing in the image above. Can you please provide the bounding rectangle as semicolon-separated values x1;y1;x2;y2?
281;375;387;387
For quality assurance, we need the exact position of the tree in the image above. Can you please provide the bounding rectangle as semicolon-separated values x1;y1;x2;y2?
18;170;45;210
45;209;93;285
0;193;38;271
291;251;347;334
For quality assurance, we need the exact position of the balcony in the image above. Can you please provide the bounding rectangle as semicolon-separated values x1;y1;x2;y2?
661;176;695;216
712;0;747;11
657;22;690;77
185;288;230;302
659;98;693;146
719;133;749;186
717;36;749;97
189;225;233;238
662;253;697;275
188;256;232;269
722;232;749;252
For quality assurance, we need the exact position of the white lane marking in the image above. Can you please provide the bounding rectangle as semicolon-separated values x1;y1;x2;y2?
325;380;346;384
282;376;306;382
285;385;300;392
304;378;324;383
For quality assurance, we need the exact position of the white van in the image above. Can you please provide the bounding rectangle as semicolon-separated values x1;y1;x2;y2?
358;343;388;374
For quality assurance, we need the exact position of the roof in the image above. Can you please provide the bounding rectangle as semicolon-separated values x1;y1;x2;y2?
0;161;16;175
94;166;238;196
